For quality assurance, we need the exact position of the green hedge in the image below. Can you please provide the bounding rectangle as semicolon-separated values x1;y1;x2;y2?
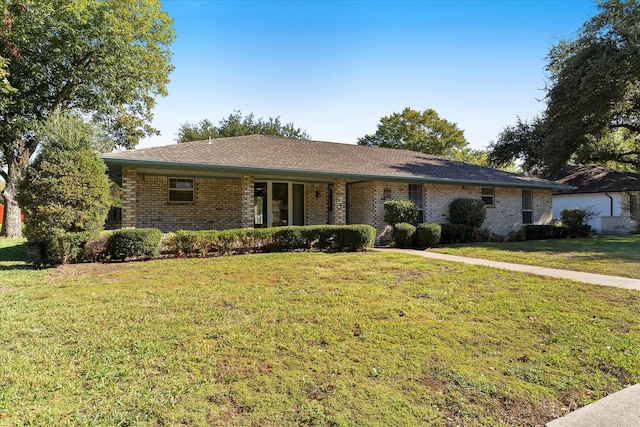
439;223;475;244
524;224;591;240
383;200;418;225
449;198;486;228
105;228;163;261
170;224;376;257
174;229;219;256
393;223;416;248
416;223;441;248
32;231;96;265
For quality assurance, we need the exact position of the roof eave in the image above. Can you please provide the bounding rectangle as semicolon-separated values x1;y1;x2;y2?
102;157;571;190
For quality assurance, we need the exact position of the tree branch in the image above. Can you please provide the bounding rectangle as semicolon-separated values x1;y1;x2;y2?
609;122;640;133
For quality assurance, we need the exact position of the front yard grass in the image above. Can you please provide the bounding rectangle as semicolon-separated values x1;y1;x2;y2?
0;245;639;426
430;234;640;279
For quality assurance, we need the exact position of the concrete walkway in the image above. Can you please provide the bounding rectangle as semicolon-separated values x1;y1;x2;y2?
545;384;640;427
374;248;640;426
375;248;640;291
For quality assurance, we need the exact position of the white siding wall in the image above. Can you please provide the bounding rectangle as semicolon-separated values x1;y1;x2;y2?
553;192;623;232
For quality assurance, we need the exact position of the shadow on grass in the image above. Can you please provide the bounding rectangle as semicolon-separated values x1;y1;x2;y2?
0;240;27;261
0;240;31;270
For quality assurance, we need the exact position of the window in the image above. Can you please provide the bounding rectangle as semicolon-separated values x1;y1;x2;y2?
522;189;533;224
383;187;392;200
481;187;495;206
254;181;305;227
169;178;194;202
408;184;424;224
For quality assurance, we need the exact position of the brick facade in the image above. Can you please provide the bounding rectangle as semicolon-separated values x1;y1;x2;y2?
121;167;137;228
121;170;553;238
333;179;346;225
128;172;244;232
305;183;329;225
346;181;553;242
241;175;254;228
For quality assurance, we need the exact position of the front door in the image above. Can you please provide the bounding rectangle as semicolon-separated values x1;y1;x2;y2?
255;182;305;227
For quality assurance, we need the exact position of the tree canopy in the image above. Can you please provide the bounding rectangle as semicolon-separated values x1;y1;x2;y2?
489;0;640;175
357;107;470;159
177;111;310;142
0;0;175;237
17;112;111;263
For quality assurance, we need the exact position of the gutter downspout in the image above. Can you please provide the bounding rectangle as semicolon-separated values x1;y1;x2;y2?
605;192;614;216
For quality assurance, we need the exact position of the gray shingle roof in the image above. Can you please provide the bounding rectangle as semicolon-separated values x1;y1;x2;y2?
103;135;568;189
553;165;640;194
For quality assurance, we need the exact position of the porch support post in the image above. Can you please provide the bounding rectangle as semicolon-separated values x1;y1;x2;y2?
121;167;137;228
333;179;346;225
241;175;255;228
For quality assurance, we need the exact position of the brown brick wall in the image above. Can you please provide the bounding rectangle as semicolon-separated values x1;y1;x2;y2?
305;183;329;225
134;174;243;232
347;182;375;226
424;184;553;235
333;179;346;225
122;171;553;237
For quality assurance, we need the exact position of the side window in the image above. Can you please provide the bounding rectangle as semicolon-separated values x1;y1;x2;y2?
522;189;533;224
408;184;424;224
169;178;194;202
481;187;495;206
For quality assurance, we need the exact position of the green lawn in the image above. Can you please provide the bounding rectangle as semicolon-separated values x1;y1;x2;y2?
430;234;640;279
0;239;639;426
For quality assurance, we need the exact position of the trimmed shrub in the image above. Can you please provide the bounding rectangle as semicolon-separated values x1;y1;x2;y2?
440;223;475;244
34;232;95;265
560;208;586;228
394;223;416;248
384;200;418;225
106;228;162;261
272;227;307;251
524;225;573;240
449;198;486;229
82;232;111;262
330;224;376;251
559;208;593;238
175;230;219;257
416;223;441;248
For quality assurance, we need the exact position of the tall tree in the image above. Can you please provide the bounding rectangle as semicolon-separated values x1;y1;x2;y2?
488;116;548;174
544;0;640;172
178;111;310;142
17;112;111;264
357;107;469;159
490;0;640;175
0;0;175;237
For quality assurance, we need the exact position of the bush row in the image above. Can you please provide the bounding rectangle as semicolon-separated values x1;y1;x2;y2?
393;222;443;248
393;222;497;247
33;225;376;265
524;224;592;240
35;228;163;265
171;225;376;256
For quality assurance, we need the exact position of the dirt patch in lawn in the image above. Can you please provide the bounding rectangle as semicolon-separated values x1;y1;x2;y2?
47;261;142;281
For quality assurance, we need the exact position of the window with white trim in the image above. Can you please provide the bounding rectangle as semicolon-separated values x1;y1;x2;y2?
481;187;495;206
522;189;533;224
169;178;194;202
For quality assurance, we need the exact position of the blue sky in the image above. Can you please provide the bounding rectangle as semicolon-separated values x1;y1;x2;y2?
142;0;599;150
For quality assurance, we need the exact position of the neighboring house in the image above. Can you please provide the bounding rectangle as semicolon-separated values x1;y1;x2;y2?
553;165;640;234
102;135;569;242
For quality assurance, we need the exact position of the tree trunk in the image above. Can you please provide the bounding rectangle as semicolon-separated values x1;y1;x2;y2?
1;161;24;238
